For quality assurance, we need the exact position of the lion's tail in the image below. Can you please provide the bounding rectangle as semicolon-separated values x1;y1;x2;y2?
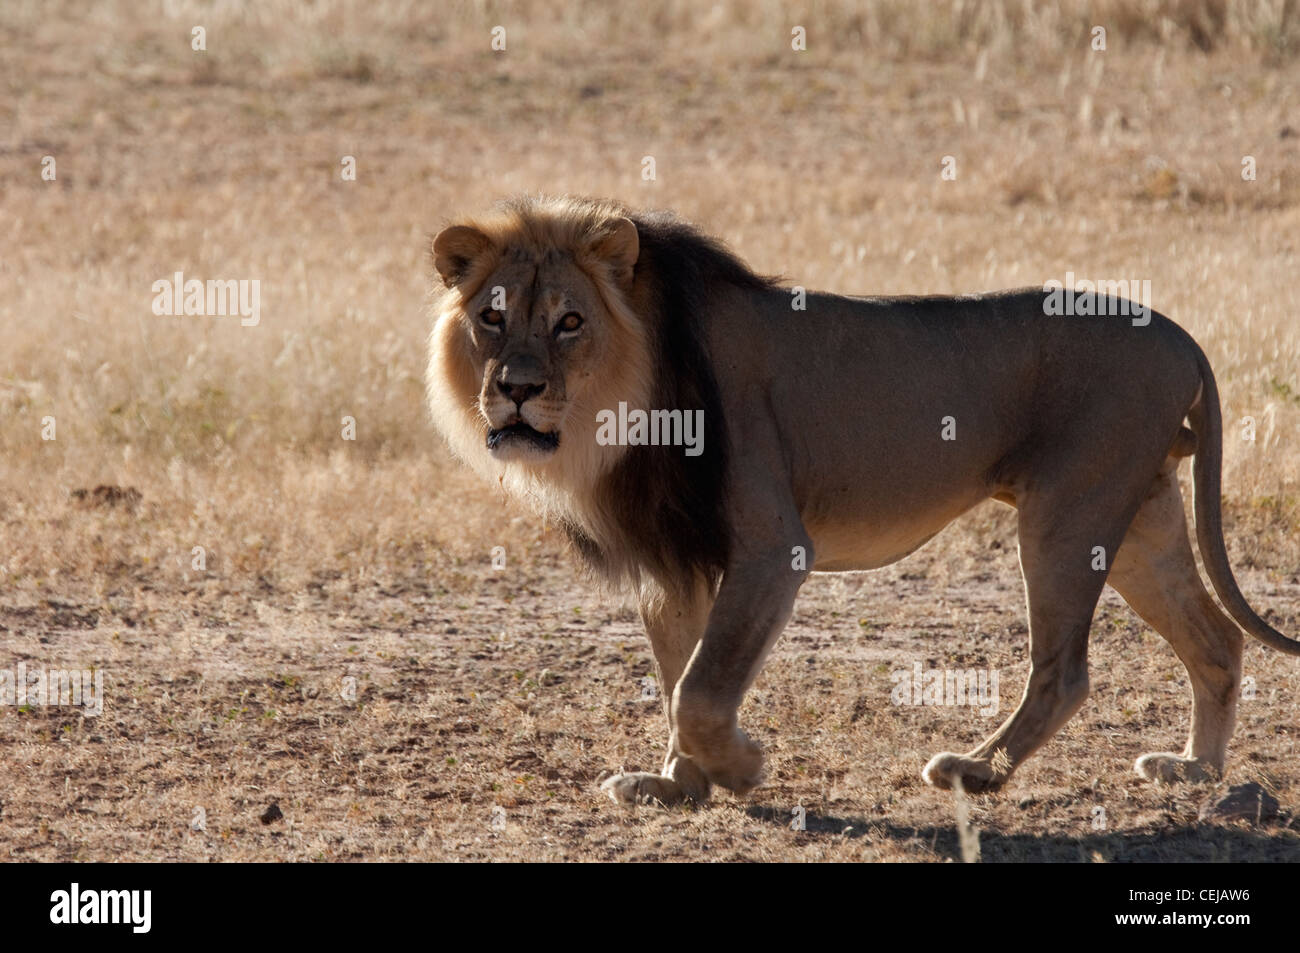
1188;348;1300;656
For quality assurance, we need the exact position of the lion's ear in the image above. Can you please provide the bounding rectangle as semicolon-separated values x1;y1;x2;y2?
432;225;493;288
588;217;639;287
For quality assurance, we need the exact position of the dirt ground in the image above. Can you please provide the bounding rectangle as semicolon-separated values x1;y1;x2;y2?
2;1;1299;861
6;525;1300;862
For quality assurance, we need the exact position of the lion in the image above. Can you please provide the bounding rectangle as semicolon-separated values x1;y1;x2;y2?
425;194;1299;806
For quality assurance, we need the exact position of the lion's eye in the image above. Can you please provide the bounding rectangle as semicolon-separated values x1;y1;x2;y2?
478;308;504;328
557;311;583;334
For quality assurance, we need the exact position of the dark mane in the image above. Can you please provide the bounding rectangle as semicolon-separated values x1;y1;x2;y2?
631;210;781;297
567;208;780;599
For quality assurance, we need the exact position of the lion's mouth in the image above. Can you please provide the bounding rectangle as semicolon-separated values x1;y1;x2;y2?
486;422;560;454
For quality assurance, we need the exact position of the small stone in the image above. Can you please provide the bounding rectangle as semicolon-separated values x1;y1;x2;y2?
261;803;284;825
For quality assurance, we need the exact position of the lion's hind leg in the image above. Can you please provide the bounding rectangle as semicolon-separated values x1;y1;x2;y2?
923;512;1106;793
1106;460;1243;783
923;452;1164;794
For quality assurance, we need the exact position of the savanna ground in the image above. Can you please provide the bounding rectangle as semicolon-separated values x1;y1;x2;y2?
2;0;1299;862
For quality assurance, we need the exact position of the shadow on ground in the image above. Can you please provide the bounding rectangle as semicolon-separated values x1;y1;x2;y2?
745;805;1300;862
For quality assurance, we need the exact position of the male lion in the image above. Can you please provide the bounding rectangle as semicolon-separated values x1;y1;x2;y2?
425;195;1299;805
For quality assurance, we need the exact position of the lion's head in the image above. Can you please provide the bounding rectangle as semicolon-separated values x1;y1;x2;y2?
426;196;654;497
427;195;775;596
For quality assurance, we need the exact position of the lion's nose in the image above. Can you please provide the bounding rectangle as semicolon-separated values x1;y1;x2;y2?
497;379;546;407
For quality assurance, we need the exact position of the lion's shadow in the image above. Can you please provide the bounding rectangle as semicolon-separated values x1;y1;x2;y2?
744;805;1298;862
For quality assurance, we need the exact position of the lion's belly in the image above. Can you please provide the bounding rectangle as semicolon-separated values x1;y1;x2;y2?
803;495;986;572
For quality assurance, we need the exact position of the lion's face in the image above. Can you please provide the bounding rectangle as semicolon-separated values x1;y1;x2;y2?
426;206;654;495
457;254;624;463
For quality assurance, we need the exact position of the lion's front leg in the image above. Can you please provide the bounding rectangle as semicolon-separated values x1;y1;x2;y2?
602;578;715;807
672;537;812;797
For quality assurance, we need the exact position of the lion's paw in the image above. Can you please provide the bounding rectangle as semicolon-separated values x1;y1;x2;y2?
674;712;765;797
600;772;690;807
922;752;1004;794
689;732;764;796
1135;753;1218;784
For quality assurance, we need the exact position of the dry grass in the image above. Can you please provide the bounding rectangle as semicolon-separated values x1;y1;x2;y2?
1;0;1298;861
